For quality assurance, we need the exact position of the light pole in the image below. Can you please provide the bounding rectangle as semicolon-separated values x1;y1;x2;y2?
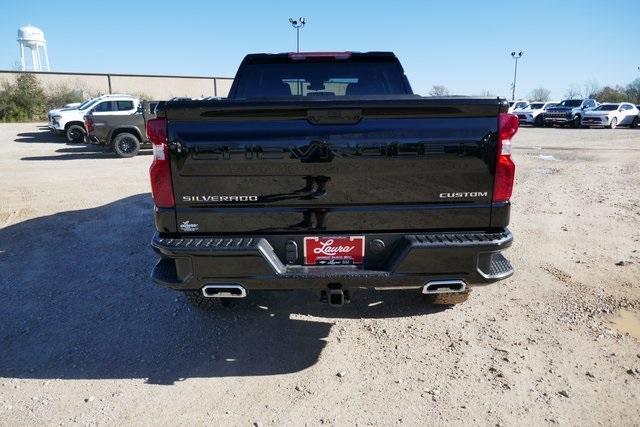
288;17;306;52
510;51;523;101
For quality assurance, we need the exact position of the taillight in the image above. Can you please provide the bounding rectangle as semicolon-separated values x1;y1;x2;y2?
85;116;94;133
493;113;518;203
147;117;175;208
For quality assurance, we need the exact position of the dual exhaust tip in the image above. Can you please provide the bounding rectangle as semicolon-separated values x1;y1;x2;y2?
201;280;466;299
202;284;246;298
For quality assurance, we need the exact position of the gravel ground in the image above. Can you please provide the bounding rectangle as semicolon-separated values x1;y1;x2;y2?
1;123;639;426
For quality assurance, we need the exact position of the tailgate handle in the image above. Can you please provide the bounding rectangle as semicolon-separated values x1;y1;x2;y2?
307;109;362;125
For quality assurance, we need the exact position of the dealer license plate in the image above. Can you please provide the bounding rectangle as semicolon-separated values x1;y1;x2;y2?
303;236;365;265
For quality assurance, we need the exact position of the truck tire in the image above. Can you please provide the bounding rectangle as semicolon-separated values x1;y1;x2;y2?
571;115;582;128
112;132;141;158
424;290;470;305
534;115;543;127
609;117;618;129
65;124;85;143
632;116;639;128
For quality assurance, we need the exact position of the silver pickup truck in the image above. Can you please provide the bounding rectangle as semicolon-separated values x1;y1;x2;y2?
84;101;159;157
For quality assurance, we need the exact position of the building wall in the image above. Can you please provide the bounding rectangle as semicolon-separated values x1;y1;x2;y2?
215;78;234;98
0;70;234;99
110;75;214;98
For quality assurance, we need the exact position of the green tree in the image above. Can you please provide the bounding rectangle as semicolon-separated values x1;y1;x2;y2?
624;78;640;104
594;86;630;103
0;73;47;122
46;83;84;111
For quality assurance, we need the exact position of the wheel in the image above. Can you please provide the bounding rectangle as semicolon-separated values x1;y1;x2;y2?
112;132;141;158
65;124;85;143
534;115;544;127
632;116;639;128
571;115;581;128
424;290;470;305
184;290;218;310
609;117;618;129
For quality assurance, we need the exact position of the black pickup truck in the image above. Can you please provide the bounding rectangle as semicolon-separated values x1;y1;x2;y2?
148;52;518;308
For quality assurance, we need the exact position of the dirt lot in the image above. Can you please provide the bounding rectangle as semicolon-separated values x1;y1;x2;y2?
1;123;639;426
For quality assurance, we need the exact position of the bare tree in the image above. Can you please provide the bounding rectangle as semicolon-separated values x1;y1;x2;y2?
564;85;581;99
429;85;450;96
478;90;494;97
582;80;601;99
528;87;551;101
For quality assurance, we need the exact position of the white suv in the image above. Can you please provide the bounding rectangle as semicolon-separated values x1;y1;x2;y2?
508;100;529;113
581;103;640;128
514;101;558;127
48;94;137;142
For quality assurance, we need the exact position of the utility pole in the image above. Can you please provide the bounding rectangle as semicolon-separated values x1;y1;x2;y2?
288;17;306;52
510;51;524;101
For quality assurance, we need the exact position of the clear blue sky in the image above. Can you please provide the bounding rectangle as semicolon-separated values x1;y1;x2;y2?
2;0;639;99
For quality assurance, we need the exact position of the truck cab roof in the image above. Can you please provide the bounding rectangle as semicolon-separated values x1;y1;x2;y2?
228;51;413;99
240;51;401;63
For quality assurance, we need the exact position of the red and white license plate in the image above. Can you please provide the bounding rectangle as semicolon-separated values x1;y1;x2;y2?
303;236;365;265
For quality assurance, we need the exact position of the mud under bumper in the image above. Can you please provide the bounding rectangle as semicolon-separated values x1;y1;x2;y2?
150;230;514;291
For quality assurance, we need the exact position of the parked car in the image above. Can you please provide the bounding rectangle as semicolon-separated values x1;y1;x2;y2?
148;51;518;310
47;100;94;127
514;101;558;127
48;94;136;142
508;100;529;113
543;98;598;128
581;103;639;128
84;100;159;157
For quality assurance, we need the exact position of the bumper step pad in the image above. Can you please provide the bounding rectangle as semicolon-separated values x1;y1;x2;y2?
477;252;514;280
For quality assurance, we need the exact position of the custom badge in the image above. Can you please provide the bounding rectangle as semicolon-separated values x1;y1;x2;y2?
179;220;199;232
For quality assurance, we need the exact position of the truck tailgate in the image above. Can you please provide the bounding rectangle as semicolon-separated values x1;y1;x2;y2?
164;98;504;234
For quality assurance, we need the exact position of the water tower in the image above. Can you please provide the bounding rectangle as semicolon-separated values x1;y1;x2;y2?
17;25;50;71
